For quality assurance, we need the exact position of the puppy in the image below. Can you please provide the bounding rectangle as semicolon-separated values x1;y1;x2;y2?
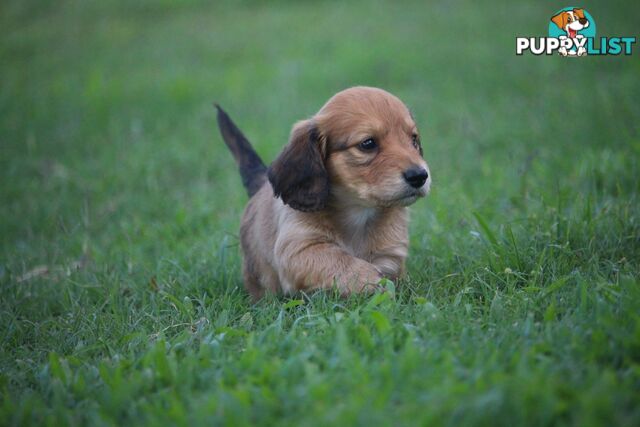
215;87;431;300
551;8;590;56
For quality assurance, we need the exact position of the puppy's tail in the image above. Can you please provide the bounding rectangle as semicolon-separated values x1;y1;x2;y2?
215;104;267;197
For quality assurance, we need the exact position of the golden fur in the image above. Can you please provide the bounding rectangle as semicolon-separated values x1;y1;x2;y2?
236;87;431;300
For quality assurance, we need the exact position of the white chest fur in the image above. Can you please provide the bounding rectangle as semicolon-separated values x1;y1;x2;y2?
336;206;408;277
339;207;378;256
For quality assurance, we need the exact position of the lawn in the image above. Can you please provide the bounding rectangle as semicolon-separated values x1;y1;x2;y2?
1;0;639;425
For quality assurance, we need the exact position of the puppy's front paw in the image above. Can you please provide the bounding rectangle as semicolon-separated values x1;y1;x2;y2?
344;264;382;295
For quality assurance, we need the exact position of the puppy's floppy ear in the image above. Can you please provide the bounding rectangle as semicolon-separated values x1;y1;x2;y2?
267;119;329;212
551;11;568;30
573;8;586;19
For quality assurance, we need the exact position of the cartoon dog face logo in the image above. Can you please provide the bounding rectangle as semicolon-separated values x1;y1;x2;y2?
551;8;590;38
550;8;590;56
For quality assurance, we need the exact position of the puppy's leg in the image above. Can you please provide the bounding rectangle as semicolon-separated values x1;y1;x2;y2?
576;37;587;56
276;241;382;295
242;260;264;301
558;35;569;56
371;254;405;281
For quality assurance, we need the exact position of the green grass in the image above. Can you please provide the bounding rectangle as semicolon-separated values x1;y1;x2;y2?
1;0;640;425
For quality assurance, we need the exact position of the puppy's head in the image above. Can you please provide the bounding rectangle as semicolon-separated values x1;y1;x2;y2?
268;86;431;211
551;8;589;35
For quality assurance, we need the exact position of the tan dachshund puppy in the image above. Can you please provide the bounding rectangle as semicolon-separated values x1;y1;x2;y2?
216;87;431;300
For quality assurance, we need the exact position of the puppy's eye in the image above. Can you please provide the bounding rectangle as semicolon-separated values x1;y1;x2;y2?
411;134;420;149
359;138;377;151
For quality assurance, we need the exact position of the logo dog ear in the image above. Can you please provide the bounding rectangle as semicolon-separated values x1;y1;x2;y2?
573;8;586;19
267;119;329;212
551;11;568;30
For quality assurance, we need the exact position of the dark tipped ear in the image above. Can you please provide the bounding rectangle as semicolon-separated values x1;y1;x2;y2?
551;11;567;30
267;119;329;212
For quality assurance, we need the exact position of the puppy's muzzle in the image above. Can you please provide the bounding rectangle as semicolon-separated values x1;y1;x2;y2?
403;167;429;189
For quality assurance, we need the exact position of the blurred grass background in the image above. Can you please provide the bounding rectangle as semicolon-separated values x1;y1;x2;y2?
1;0;639;425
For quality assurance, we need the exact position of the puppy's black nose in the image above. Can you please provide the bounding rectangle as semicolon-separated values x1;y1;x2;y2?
403;167;428;189
579;18;588;25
